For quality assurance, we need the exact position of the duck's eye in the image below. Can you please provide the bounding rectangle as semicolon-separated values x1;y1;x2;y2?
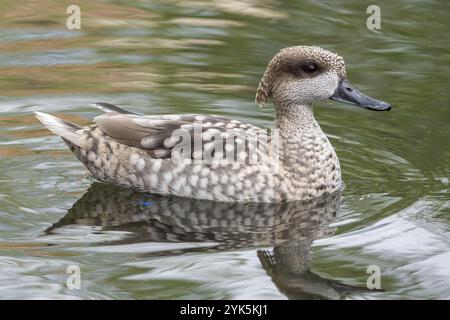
302;62;319;74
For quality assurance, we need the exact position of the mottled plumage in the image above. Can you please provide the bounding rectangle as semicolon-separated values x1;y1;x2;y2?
35;46;390;202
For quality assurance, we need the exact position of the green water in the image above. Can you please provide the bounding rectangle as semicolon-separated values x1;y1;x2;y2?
0;0;449;299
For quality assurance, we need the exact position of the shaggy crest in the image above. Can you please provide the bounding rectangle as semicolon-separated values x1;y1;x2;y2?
255;46;346;106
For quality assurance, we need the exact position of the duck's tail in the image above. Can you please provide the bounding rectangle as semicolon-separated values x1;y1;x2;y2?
34;111;88;149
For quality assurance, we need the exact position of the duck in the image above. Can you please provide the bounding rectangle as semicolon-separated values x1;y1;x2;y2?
35;46;391;203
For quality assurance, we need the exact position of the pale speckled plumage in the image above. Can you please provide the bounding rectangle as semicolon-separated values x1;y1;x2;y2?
35;46;347;203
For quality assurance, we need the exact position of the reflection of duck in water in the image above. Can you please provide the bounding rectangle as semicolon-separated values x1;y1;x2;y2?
46;183;370;299
258;244;369;299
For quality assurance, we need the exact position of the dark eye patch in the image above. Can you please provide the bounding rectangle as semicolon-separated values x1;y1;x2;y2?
283;59;323;78
302;61;319;74
297;59;324;77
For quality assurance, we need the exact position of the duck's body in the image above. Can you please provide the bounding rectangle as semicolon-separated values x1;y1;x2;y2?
35;46;390;203
36;104;340;202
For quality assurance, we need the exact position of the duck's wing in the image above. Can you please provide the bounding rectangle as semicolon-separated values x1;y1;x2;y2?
93;104;272;161
93;102;138;115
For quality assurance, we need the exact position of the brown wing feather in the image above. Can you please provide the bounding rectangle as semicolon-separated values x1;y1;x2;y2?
94;113;268;161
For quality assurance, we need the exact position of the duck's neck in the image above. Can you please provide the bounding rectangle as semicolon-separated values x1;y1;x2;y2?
274;103;321;136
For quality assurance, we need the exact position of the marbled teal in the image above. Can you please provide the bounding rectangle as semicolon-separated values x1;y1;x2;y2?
35;46;390;202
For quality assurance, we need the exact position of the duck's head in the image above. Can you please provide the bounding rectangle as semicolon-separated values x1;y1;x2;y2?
256;46;391;111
